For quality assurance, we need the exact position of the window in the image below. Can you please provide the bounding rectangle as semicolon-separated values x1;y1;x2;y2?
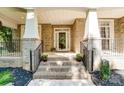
99;20;114;50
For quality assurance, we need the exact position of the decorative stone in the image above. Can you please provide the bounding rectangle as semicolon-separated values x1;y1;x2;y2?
91;70;124;86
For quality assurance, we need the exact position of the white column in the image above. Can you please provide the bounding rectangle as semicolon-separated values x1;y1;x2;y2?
84;9;102;71
22;8;40;71
23;9;39;39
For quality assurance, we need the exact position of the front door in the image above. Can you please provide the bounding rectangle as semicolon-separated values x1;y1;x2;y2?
54;28;70;51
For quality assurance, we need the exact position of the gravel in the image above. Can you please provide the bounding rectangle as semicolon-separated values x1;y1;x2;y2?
91;70;124;86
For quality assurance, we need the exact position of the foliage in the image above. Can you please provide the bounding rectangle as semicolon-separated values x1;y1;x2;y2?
59;35;66;49
0;70;14;85
75;53;83;62
0;26;15;52
100;59;110;81
41;54;48;62
0;26;12;42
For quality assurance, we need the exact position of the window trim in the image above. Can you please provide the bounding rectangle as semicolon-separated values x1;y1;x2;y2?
99;19;114;39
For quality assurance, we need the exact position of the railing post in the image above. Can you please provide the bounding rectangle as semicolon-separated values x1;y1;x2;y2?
91;49;94;71
42;40;43;53
30;50;32;72
0;44;2;56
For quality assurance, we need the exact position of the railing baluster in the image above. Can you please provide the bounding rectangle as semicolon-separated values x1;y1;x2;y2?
30;41;43;73
0;39;22;57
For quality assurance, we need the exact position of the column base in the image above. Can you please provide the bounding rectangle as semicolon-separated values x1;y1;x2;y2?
22;38;40;71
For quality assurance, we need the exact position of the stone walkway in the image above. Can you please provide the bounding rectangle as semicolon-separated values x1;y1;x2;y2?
28;79;94;86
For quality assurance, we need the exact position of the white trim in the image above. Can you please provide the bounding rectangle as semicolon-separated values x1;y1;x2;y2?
99;19;114;39
54;28;71;51
21;25;24;39
38;25;42;39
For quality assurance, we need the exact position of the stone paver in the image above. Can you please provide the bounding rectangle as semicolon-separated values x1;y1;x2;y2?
28;79;95;86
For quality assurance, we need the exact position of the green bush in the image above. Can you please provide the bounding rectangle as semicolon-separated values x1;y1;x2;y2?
75;53;83;62
0;70;14;85
41;54;48;62
100;59;110;81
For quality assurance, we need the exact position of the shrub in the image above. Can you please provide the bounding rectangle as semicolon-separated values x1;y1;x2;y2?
41;54;48;62
75;53;83;62
100;59;110;81
0;70;14;85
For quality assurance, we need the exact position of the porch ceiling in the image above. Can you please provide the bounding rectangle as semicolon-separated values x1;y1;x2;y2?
0;7;124;25
36;7;86;24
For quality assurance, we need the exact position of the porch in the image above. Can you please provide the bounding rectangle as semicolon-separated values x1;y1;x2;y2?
1;7;124;74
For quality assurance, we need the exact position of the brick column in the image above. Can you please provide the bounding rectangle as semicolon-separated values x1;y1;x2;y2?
22;8;40;71
83;9;102;71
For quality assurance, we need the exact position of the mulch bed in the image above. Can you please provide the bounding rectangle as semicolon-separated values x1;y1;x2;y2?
91;70;124;86
0;67;33;86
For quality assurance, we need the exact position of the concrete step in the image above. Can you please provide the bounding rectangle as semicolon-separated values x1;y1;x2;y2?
33;56;84;79
47;55;75;61
37;67;71;72
40;61;82;66
33;75;72;79
33;66;85;79
35;67;83;73
33;72;73;79
48;57;70;61
33;52;88;79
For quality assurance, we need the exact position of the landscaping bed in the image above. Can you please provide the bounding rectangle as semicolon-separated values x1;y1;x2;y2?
91;70;124;86
0;67;33;86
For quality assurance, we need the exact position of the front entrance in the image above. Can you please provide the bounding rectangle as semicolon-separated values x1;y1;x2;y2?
54;28;70;51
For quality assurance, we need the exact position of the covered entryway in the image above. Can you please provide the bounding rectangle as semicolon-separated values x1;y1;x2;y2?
2;7;124;82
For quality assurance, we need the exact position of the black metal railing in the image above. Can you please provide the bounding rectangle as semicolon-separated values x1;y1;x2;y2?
0;39;21;56
80;38;124;72
80;41;94;72
30;41;43;73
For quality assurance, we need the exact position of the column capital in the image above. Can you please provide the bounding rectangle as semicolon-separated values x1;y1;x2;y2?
25;7;34;10
25;8;37;13
86;8;97;13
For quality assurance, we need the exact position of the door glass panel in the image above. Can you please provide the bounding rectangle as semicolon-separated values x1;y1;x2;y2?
59;32;66;50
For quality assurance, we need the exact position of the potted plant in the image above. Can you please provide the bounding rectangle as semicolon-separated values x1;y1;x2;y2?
51;48;56;52
41;54;48;62
75;53;83;62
